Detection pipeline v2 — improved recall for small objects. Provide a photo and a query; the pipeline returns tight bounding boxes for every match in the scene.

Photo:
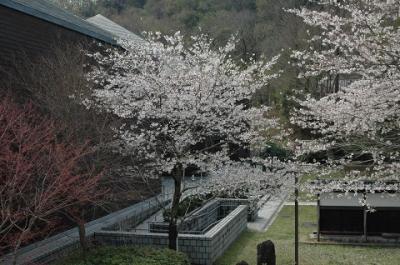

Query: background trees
[290,0,400,190]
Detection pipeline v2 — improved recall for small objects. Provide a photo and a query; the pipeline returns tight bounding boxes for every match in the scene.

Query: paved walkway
[284,201,317,206]
[247,192,289,232]
[133,209,165,233]
[247,198,318,232]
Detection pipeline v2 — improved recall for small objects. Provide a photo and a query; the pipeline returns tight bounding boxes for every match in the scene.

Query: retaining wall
[149,198,250,234]
[94,204,248,265]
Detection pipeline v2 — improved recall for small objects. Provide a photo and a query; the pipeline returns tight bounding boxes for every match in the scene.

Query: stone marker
[257,240,276,265]
[236,261,249,265]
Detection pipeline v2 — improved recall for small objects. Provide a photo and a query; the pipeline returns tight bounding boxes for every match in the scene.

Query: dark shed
[317,189,400,241]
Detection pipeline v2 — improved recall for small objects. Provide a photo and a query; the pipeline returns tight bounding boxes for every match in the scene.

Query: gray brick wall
[103,199,168,231]
[149,198,250,234]
[94,204,248,265]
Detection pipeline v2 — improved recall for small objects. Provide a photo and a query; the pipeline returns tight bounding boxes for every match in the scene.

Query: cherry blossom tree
[85,32,281,249]
[0,97,103,264]
[289,0,400,193]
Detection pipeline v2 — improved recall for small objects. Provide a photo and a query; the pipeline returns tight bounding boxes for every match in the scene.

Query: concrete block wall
[180,199,222,233]
[207,205,248,263]
[94,205,248,265]
[149,198,249,234]
[149,199,222,234]
[182,198,250,232]
[103,199,168,231]
[219,198,258,221]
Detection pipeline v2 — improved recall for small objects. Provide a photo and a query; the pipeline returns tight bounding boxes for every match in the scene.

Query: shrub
[260,142,292,161]
[163,191,257,222]
[163,194,212,221]
[58,247,190,265]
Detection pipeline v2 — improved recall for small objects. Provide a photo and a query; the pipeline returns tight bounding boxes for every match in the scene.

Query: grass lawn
[215,206,400,265]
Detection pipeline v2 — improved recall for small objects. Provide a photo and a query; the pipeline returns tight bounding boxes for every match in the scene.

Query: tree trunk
[12,218,35,265]
[78,220,87,252]
[12,241,21,265]
[168,166,183,250]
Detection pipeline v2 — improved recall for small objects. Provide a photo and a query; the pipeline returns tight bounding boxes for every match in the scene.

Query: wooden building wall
[367,209,400,235]
[320,207,364,235]
[320,207,400,236]
[0,5,91,80]
[0,5,161,199]
[0,3,161,194]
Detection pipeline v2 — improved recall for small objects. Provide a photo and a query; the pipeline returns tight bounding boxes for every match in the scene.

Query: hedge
[57,246,190,265]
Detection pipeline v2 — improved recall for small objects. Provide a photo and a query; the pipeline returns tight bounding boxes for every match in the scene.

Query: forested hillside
[53,0,314,115]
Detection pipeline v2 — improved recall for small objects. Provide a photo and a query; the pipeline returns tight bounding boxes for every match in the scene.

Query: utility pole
[294,174,299,265]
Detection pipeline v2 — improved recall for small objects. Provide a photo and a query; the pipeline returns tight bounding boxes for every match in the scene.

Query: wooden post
[295,175,299,265]
[363,192,368,242]
[317,193,321,242]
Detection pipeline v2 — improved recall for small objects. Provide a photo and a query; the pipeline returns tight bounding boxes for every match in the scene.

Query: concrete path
[247,193,289,232]
[285,201,317,206]
[133,209,165,233]
[246,198,318,232]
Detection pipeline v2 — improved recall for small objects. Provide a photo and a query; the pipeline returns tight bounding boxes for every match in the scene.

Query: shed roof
[320,192,400,208]
[310,179,400,193]
[0,0,117,45]
[86,14,144,44]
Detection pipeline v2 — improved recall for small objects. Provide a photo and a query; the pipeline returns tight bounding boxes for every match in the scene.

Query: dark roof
[310,179,400,193]
[87,14,144,44]
[0,0,117,45]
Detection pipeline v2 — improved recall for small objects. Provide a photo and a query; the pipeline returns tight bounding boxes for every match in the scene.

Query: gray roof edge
[86,14,145,43]
[0,0,118,45]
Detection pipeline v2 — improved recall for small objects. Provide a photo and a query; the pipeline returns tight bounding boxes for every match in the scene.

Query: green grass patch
[216,206,400,265]
[57,246,190,265]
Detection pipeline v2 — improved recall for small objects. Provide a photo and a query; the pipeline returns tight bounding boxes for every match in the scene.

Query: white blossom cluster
[290,0,400,185]
[195,158,310,198]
